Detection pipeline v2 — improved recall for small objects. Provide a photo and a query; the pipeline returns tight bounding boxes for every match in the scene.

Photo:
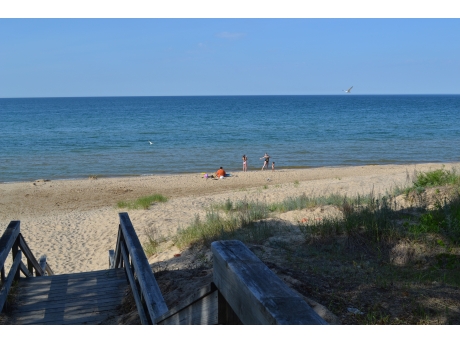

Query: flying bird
[149,141,153,145]
[343,86,353,93]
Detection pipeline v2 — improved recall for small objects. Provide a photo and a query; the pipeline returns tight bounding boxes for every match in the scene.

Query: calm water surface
[1,95,459,183]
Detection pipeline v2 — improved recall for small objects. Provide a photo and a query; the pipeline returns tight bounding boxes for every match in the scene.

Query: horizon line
[1,93,459,100]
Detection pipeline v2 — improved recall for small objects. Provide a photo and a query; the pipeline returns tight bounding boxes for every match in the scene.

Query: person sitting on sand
[216,167,226,179]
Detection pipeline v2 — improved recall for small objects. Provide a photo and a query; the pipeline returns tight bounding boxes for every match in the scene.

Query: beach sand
[1,162,459,275]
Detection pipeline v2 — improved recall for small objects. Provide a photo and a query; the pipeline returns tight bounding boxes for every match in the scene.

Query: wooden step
[10,268,129,325]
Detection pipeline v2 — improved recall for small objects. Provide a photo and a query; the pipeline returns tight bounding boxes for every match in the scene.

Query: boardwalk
[10,269,127,325]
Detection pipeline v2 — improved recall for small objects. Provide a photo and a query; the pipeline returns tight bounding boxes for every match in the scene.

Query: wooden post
[113,224,123,269]
[12,238,20,281]
[39,256,47,275]
[212,240,328,325]
[0,221,21,276]
[108,249,115,269]
[0,251,22,312]
[27,258,34,276]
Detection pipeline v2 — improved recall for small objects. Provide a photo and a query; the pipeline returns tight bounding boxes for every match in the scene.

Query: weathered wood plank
[16,283,127,304]
[18,272,127,290]
[27,258,33,276]
[157,290,218,325]
[14,269,128,308]
[0,251,22,312]
[217,290,242,325]
[20,275,127,290]
[0,221,20,270]
[14,309,121,325]
[10,267,128,325]
[15,284,127,306]
[14,296,127,316]
[119,212,168,320]
[38,255,54,276]
[113,225,123,269]
[211,240,328,325]
[44,263,54,276]
[17,279,127,296]
[13,300,125,318]
[109,249,115,269]
[15,294,127,312]
[17,279,127,294]
[155,284,218,325]
[14,294,127,313]
[18,269,125,286]
[15,293,125,314]
[19,261,33,278]
[12,238,20,281]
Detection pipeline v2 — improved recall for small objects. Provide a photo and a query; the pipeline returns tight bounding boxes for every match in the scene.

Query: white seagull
[149,141,153,145]
[343,86,353,93]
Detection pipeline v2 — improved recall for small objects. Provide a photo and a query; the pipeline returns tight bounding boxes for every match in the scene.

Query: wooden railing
[5,215,325,324]
[109,212,168,324]
[154,240,328,325]
[110,213,327,325]
[0,221,54,312]
[211,240,327,324]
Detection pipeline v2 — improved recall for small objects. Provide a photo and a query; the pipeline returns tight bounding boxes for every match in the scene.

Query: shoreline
[1,162,459,274]
[2,160,458,185]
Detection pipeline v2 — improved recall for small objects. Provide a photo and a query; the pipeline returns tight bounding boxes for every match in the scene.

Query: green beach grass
[147,167,460,324]
[117,193,168,210]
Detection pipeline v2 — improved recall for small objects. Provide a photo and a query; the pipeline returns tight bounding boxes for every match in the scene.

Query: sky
[1,2,460,97]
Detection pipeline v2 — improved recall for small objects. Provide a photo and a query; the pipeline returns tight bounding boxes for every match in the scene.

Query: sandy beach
[1,162,459,274]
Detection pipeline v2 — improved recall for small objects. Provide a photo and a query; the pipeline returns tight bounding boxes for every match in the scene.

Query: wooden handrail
[211,240,328,325]
[110,212,168,324]
[107,215,327,325]
[0,221,20,273]
[152,240,328,325]
[0,221,54,312]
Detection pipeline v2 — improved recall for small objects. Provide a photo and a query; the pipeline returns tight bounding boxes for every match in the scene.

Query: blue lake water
[1,95,460,183]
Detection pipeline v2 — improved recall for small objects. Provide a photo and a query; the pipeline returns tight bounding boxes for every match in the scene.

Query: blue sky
[1,16,460,97]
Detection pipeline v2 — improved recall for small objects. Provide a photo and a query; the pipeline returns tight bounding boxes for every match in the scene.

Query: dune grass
[170,168,460,253]
[398,167,460,195]
[117,194,168,210]
[172,168,460,280]
[143,226,166,256]
[175,193,375,250]
[146,167,460,324]
[267,192,375,213]
[175,200,271,249]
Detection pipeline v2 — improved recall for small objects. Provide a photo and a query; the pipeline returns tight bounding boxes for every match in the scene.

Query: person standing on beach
[272,161,275,172]
[260,153,270,170]
[242,155,248,172]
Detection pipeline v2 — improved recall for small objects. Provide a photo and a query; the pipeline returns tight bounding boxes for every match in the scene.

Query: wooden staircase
[2,214,327,325]
[9,269,127,325]
[1,216,163,325]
